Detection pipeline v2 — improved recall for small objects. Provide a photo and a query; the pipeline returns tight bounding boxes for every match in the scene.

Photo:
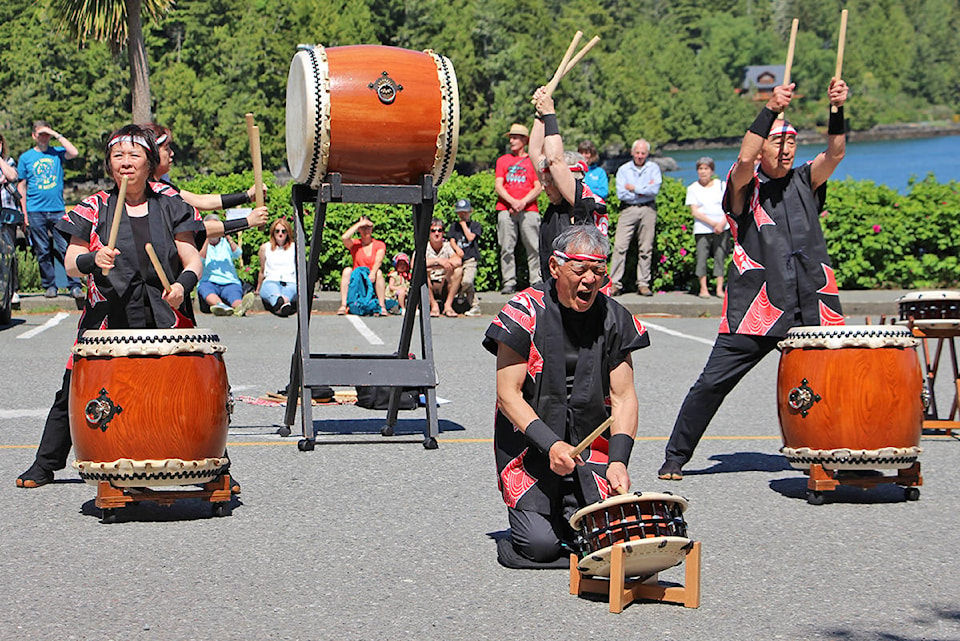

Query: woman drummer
[16,124,204,488]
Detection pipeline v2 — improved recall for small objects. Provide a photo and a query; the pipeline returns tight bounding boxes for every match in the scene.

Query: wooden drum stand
[94,474,234,523]
[907,321,960,436]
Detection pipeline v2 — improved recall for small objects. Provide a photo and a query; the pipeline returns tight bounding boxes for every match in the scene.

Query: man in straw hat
[658,77,849,481]
[483,225,649,569]
[495,123,542,294]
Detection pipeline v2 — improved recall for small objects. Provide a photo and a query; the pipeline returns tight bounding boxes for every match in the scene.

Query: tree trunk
[126,0,152,123]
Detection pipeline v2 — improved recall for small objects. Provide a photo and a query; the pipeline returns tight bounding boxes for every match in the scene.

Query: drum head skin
[779,324,917,350]
[577,536,692,578]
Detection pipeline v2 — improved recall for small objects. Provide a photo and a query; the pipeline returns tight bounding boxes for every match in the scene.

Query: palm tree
[49,0,174,123]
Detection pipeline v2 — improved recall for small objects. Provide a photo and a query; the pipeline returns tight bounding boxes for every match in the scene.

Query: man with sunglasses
[483,225,649,569]
[425,217,462,318]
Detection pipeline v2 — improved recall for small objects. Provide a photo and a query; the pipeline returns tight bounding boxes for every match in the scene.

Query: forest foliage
[0,0,957,181]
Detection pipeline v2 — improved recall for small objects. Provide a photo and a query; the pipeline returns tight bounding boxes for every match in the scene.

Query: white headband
[108,134,149,149]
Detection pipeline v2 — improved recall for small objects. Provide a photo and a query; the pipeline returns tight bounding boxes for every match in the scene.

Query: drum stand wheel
[94,474,234,523]
[569,541,702,612]
[804,462,922,505]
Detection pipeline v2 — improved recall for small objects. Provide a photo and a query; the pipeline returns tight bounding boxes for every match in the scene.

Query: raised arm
[809,78,849,190]
[533,86,576,205]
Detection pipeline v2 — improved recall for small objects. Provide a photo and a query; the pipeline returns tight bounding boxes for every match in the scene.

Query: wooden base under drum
[95,474,234,523]
[801,462,922,505]
[569,541,701,612]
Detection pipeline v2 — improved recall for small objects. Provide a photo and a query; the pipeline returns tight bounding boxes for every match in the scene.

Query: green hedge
[168,171,960,294]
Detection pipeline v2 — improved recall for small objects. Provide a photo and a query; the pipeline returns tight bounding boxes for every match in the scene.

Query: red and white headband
[554,249,606,262]
[768,121,797,138]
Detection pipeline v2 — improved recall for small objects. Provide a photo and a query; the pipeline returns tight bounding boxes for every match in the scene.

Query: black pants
[33,369,73,472]
[663,333,782,466]
[506,476,580,564]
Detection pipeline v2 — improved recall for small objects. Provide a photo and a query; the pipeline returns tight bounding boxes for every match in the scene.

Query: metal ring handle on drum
[787,378,821,418]
[84,388,123,432]
[368,72,403,105]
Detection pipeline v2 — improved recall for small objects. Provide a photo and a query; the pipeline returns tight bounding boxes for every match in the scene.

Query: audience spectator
[337,215,388,316]
[0,133,21,310]
[495,123,542,294]
[578,139,609,200]
[448,198,482,316]
[198,214,256,316]
[611,138,662,296]
[386,252,411,313]
[257,218,297,317]
[426,217,462,317]
[687,157,729,299]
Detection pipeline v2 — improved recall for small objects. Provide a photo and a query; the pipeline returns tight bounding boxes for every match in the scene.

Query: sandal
[443,308,458,318]
[336,305,347,315]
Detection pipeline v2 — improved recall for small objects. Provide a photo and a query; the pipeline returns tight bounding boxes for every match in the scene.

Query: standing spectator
[0,134,20,309]
[448,198,482,316]
[610,139,662,296]
[687,157,729,299]
[257,218,297,317]
[496,123,542,294]
[17,120,83,302]
[337,215,388,316]
[426,217,462,317]
[578,139,609,201]
[198,214,256,316]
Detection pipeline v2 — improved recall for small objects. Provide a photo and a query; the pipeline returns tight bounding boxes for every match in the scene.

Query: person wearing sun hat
[495,123,542,294]
[386,252,411,312]
[658,77,850,481]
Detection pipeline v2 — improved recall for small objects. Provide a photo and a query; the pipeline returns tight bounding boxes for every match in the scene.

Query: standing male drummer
[657,78,849,481]
[483,225,649,569]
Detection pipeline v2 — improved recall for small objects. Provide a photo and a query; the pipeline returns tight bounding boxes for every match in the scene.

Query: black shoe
[16,462,54,488]
[278,302,295,317]
[44,287,58,299]
[657,460,683,480]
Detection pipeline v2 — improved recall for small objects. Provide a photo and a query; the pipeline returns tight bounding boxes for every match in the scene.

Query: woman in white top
[686,156,729,298]
[256,218,297,316]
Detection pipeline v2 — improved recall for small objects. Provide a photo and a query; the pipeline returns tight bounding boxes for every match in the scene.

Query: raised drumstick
[778,18,800,157]
[101,175,128,276]
[544,31,583,98]
[560,35,601,80]
[245,113,265,209]
[832,9,848,114]
[143,243,172,293]
[570,416,615,458]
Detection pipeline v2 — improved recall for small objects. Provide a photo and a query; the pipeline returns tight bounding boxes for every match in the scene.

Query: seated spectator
[256,218,297,317]
[387,252,411,312]
[425,217,462,317]
[338,215,388,316]
[198,214,256,316]
[448,199,482,317]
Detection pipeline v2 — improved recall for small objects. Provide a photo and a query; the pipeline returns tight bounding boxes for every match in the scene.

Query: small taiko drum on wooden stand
[568,492,701,611]
[897,290,960,329]
[69,329,231,488]
[777,325,924,471]
[285,44,459,188]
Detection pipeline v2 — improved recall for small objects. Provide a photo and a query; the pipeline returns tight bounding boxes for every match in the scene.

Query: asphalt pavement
[1,295,958,641]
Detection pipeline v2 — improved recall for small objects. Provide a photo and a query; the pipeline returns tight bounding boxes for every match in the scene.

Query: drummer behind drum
[16,125,204,489]
[482,225,650,569]
[657,77,850,481]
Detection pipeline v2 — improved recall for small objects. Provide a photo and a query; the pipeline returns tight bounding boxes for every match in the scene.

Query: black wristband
[75,252,98,275]
[608,433,634,466]
[542,113,560,137]
[220,191,250,209]
[175,270,199,294]
[222,217,249,234]
[524,418,560,454]
[748,106,778,138]
[828,105,845,135]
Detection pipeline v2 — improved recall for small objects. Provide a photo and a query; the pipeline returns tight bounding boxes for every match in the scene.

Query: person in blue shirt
[17,120,83,302]
[578,140,608,201]
[610,139,662,296]
[198,214,256,316]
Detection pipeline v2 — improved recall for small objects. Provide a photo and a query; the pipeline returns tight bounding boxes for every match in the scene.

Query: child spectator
[447,198,482,316]
[387,252,411,313]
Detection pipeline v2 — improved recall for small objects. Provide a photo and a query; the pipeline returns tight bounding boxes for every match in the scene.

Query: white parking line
[17,312,71,340]
[346,315,385,345]
[642,320,716,347]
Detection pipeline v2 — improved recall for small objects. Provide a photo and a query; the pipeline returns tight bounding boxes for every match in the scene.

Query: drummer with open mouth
[657,77,850,481]
[483,225,650,569]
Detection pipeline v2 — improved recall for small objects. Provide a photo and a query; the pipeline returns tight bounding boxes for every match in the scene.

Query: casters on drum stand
[423,436,438,450]
[805,491,825,506]
[904,486,921,501]
[100,508,118,524]
[277,425,292,437]
[297,438,315,451]
[381,424,394,437]
[213,502,232,517]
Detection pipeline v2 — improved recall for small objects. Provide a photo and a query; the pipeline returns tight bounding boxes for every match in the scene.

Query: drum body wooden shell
[69,330,230,487]
[286,44,459,188]
[777,325,923,470]
[569,492,691,578]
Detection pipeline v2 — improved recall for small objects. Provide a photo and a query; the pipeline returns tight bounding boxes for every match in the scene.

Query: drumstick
[570,416,615,458]
[778,18,799,157]
[143,243,172,293]
[559,35,601,80]
[544,31,583,98]
[102,175,128,276]
[245,113,265,209]
[831,9,848,114]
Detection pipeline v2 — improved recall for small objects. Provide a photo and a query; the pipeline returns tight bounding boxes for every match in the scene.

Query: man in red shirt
[495,124,543,294]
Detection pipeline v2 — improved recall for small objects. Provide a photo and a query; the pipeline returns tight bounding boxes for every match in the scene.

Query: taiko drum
[777,325,923,470]
[286,44,459,188]
[69,329,230,487]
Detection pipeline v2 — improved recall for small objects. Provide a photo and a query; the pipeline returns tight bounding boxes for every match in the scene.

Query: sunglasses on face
[430,227,444,233]
[274,229,287,235]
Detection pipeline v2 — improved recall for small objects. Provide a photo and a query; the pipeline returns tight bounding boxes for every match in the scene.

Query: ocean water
[663,134,959,194]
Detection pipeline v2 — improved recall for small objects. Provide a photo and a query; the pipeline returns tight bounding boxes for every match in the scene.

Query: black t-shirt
[447,219,482,263]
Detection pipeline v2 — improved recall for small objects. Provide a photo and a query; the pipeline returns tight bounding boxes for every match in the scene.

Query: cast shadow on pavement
[0,318,26,331]
[818,605,960,640]
[681,451,793,476]
[80,495,243,523]
[308,417,464,437]
[768,475,912,504]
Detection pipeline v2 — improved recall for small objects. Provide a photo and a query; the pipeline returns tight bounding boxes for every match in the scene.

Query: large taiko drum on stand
[777,325,924,470]
[569,492,692,578]
[69,329,231,487]
[285,44,459,188]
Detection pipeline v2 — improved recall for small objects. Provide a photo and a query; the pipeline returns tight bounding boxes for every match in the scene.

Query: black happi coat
[482,279,649,514]
[57,181,202,331]
[720,162,844,336]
